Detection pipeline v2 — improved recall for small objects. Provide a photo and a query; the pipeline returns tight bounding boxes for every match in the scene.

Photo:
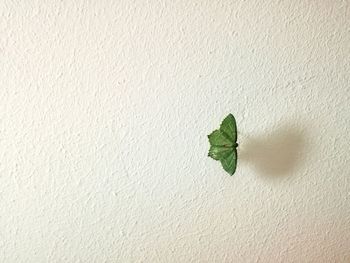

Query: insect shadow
[239,125,307,178]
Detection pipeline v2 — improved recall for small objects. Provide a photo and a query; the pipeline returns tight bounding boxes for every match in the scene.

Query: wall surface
[0,0,349,262]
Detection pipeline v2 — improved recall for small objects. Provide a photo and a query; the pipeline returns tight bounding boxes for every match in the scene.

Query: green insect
[208,114,238,175]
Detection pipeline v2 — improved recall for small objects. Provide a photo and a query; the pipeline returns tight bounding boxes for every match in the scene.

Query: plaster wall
[0,0,349,262]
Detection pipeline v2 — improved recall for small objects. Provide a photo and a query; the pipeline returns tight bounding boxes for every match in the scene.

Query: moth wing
[208,146,233,160]
[207,130,233,146]
[220,114,237,143]
[220,148,237,175]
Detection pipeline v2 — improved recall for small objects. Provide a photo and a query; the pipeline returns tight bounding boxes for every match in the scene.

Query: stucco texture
[0,0,349,262]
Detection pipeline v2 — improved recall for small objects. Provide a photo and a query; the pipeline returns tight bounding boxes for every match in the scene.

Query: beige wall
[0,0,349,262]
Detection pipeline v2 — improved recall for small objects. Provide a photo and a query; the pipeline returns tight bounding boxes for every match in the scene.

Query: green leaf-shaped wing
[220,148,237,175]
[208,145,233,160]
[219,114,237,143]
[208,130,234,147]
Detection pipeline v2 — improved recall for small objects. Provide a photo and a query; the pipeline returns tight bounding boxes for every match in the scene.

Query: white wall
[0,0,349,262]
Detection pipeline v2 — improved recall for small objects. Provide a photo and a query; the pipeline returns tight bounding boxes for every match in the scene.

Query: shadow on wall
[239,125,307,178]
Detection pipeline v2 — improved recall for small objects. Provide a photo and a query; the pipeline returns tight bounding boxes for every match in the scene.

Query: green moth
[208,114,238,175]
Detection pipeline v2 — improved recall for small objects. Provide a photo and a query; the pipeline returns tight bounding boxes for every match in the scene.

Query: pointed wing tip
[226,169,236,176]
[223,113,234,120]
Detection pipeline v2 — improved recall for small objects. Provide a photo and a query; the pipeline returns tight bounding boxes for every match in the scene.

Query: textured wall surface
[0,0,349,262]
